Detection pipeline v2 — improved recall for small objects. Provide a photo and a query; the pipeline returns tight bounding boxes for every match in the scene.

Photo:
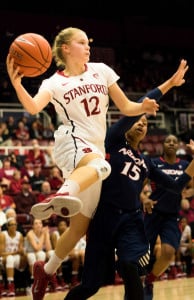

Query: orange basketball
[8,33,52,77]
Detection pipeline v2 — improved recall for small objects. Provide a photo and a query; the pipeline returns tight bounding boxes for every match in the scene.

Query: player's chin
[85,55,90,62]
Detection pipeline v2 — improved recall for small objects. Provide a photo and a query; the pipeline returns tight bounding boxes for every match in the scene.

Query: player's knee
[6,255,14,268]
[87,158,111,180]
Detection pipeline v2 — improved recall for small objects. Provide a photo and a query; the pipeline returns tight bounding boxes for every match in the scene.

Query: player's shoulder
[178,158,190,168]
[86,62,111,72]
[48,70,63,80]
[41,71,58,86]
[17,230,23,237]
[151,156,162,163]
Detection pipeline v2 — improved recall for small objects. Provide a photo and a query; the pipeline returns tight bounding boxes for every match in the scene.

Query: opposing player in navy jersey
[63,60,194,300]
[6,27,159,300]
[143,134,194,299]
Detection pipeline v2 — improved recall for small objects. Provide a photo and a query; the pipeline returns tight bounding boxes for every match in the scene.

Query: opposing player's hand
[186,139,194,154]
[142,97,159,116]
[170,59,189,87]
[6,53,24,88]
[142,198,157,214]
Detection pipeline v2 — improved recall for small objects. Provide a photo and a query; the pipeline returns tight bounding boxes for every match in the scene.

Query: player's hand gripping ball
[8,33,52,77]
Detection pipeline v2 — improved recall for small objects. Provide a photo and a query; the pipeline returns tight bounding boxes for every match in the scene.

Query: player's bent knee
[87,158,111,180]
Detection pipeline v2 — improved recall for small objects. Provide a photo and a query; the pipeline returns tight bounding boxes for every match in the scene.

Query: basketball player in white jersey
[0,217,26,297]
[6,26,159,300]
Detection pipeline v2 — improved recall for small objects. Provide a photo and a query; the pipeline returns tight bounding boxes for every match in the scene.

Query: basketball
[8,33,52,77]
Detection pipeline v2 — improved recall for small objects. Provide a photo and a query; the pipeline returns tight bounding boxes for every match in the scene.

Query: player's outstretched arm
[158,59,189,95]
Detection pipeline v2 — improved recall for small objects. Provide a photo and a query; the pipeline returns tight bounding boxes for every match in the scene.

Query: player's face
[58,221,68,234]
[33,219,43,230]
[163,134,179,154]
[7,221,17,231]
[125,115,148,143]
[65,31,90,64]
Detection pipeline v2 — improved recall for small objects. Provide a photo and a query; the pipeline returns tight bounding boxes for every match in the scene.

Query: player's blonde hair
[52,27,86,69]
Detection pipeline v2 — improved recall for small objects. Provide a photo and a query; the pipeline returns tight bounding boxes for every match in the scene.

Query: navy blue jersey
[149,156,189,214]
[101,142,190,211]
[102,145,150,210]
[100,87,191,211]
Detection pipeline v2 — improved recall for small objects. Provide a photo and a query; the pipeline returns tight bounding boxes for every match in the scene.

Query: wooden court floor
[3,277,194,300]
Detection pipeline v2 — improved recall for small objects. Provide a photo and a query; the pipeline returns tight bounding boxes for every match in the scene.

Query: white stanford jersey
[3,230,21,252]
[39,62,119,145]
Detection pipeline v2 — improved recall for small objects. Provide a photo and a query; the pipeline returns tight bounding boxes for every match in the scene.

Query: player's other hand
[143,198,158,214]
[142,97,159,116]
[6,54,23,87]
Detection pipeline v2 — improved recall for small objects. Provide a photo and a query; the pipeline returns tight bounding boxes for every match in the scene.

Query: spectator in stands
[47,166,64,191]
[8,169,23,195]
[12,140,29,157]
[29,119,43,140]
[0,183,15,211]
[0,121,13,146]
[42,122,55,141]
[0,158,17,181]
[19,114,31,134]
[26,139,46,167]
[14,120,30,144]
[1,207,26,237]
[43,140,56,167]
[25,218,59,291]
[36,180,52,203]
[5,116,16,139]
[30,164,46,192]
[7,151,22,169]
[0,177,10,193]
[14,178,37,214]
[20,159,35,179]
[0,217,27,297]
